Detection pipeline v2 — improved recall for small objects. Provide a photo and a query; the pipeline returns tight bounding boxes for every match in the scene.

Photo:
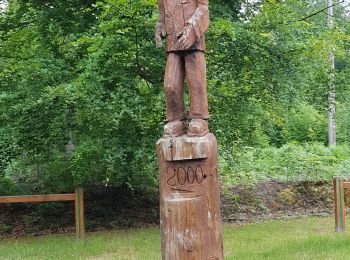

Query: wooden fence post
[75,188,85,240]
[0,191,84,240]
[334,177,345,232]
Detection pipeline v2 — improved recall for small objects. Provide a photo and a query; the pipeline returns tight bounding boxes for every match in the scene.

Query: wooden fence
[0,188,85,240]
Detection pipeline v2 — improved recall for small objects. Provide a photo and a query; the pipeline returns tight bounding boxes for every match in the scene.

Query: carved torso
[160,0,208,52]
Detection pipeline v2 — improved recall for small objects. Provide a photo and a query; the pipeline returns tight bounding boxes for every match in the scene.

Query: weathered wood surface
[156,0,209,52]
[0,194,75,203]
[157,133,223,260]
[0,189,85,240]
[343,181,350,189]
[75,188,85,240]
[334,177,345,232]
[157,134,210,161]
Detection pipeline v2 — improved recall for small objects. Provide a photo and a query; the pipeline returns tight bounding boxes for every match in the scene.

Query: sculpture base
[157,133,223,260]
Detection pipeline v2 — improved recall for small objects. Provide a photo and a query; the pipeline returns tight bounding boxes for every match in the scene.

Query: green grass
[0,217,349,259]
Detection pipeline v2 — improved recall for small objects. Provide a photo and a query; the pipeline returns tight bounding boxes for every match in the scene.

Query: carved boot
[187,119,209,137]
[163,120,186,137]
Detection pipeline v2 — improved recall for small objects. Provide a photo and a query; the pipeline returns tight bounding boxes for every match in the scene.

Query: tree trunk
[157,134,224,259]
[66,130,75,156]
[328,0,336,146]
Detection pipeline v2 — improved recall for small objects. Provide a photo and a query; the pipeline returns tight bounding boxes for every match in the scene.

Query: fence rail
[0,188,85,240]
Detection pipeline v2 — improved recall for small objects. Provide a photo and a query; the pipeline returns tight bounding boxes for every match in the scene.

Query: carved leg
[164,53,186,122]
[184,51,209,120]
[185,51,209,136]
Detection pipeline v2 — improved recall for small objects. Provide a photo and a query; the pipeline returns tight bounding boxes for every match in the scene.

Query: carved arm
[187,0,209,42]
[155,0,166,48]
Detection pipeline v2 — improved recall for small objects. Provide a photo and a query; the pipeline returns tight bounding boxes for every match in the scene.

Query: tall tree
[328,0,336,146]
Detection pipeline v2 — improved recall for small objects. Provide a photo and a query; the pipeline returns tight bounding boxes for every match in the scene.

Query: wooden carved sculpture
[155,0,210,137]
[156,1,224,259]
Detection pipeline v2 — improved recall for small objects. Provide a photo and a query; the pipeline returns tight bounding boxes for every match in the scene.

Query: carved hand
[155,23,166,48]
[177,24,197,50]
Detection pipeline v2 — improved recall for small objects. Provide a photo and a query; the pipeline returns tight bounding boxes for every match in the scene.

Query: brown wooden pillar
[75,188,85,240]
[334,177,345,232]
[157,133,223,259]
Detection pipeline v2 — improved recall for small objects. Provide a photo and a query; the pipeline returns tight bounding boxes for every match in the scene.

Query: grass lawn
[0,216,349,259]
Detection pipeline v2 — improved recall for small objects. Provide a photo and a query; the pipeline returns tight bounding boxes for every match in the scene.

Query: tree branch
[282,0,345,25]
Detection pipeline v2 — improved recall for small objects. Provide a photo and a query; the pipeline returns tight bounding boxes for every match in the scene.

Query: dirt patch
[0,186,159,238]
[0,181,339,238]
[221,180,335,224]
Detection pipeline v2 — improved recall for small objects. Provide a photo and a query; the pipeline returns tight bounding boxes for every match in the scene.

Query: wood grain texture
[163,52,209,124]
[157,134,209,161]
[157,133,223,260]
[0,189,85,240]
[343,181,350,189]
[156,0,209,52]
[334,177,345,232]
[75,188,85,240]
[0,194,74,203]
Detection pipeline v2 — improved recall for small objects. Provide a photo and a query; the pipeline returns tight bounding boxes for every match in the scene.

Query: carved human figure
[155,0,210,137]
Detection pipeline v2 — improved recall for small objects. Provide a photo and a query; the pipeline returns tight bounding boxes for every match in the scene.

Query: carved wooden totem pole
[155,0,224,259]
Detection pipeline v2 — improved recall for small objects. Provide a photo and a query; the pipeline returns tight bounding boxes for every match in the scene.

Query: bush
[0,177,16,196]
[283,103,327,143]
[337,102,350,145]
[220,142,350,185]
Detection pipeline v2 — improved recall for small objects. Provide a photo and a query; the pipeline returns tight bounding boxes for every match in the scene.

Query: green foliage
[337,101,350,145]
[1,0,350,194]
[1,0,164,192]
[283,103,327,143]
[221,143,350,185]
[0,177,16,196]
[207,0,350,148]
